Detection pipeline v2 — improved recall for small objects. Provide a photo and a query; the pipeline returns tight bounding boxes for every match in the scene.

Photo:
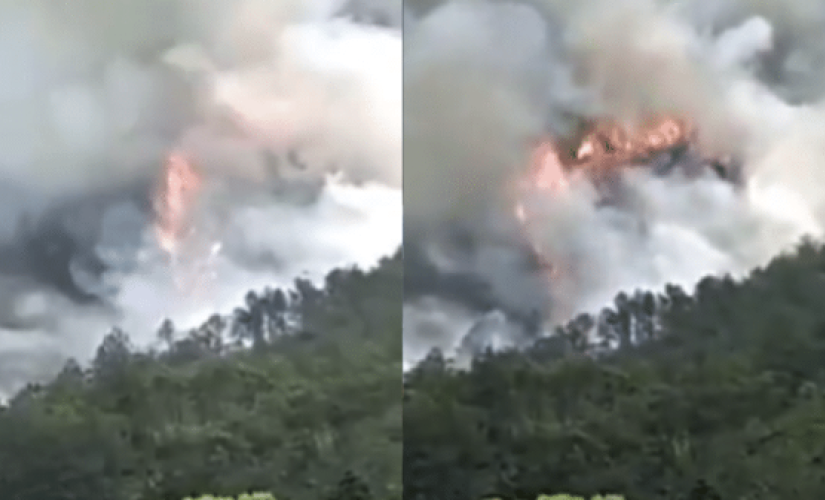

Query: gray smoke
[0,0,401,397]
[404,0,825,367]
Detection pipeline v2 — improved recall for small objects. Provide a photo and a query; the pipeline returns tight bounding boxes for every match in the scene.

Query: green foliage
[404,240,825,499]
[0,250,402,500]
[181,492,624,500]
[485,495,625,500]
[185,494,276,500]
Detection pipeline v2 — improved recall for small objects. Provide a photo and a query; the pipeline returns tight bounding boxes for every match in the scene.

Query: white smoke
[404,0,825,367]
[0,0,401,396]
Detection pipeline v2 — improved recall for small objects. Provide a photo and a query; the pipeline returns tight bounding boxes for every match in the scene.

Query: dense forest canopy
[404,239,825,500]
[0,249,402,500]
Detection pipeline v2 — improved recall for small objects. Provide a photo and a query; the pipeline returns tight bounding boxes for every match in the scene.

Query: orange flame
[572,115,693,172]
[514,114,696,317]
[528,140,570,192]
[516,113,694,219]
[154,150,203,256]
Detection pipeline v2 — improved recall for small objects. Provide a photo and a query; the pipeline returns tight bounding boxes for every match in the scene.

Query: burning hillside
[403,0,825,367]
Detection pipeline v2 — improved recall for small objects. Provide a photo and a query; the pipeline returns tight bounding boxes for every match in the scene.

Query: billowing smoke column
[0,0,401,396]
[403,0,825,369]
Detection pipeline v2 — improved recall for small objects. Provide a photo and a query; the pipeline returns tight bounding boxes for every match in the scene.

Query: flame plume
[154,150,203,256]
[153,149,221,295]
[513,114,697,317]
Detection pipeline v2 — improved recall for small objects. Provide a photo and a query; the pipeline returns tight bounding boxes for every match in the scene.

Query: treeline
[404,239,825,499]
[0,250,402,500]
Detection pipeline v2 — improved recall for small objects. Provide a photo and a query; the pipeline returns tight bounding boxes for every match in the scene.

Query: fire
[153,149,223,295]
[513,114,696,316]
[516,113,695,218]
[527,140,570,192]
[552,114,694,175]
[154,150,203,257]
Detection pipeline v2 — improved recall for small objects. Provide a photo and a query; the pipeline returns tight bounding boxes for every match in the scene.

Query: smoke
[0,0,401,396]
[404,0,825,366]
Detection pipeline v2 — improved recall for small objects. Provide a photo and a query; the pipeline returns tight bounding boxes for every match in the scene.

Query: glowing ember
[154,150,203,256]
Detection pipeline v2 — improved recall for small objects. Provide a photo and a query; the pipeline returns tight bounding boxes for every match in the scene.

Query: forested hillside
[404,239,825,500]
[0,250,402,500]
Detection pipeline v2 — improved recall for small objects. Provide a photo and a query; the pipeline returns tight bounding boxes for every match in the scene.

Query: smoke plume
[0,0,401,396]
[404,0,825,367]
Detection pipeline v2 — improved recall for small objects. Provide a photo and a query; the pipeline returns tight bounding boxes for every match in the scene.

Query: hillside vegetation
[404,240,825,499]
[0,250,402,500]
